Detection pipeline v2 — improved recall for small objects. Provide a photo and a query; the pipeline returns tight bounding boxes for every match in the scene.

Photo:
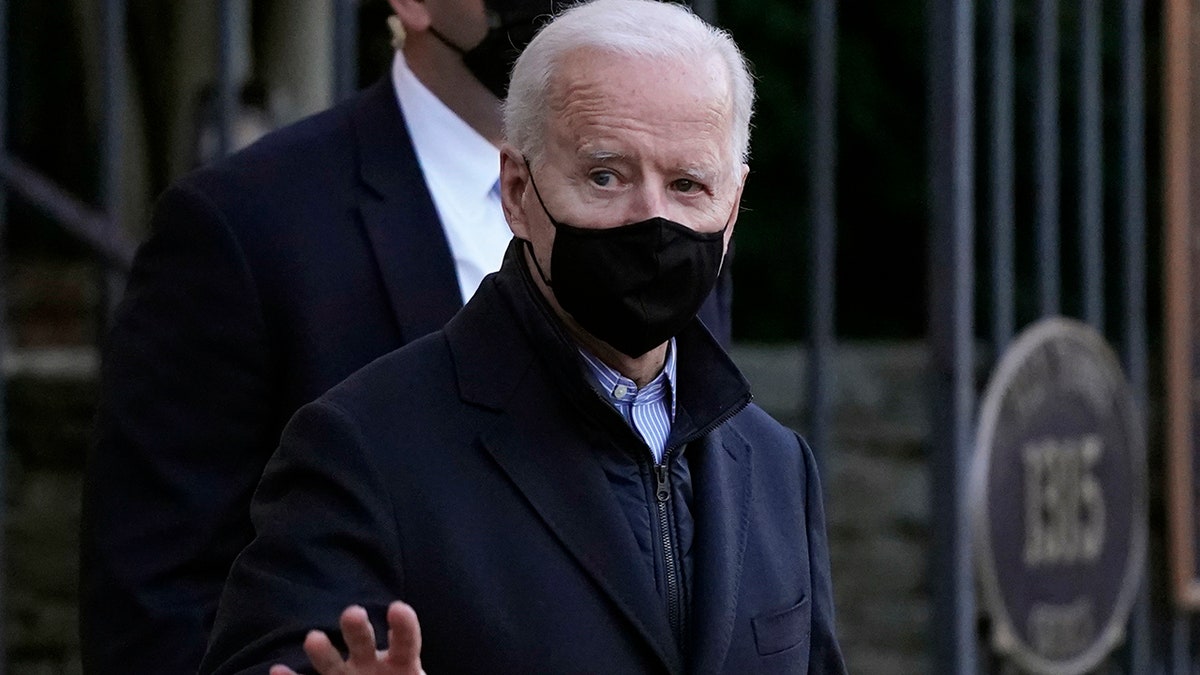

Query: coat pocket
[752,597,812,657]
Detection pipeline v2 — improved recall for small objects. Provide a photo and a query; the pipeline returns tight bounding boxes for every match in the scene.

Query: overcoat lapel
[445,266,682,673]
[687,426,755,674]
[351,77,462,343]
[478,407,683,674]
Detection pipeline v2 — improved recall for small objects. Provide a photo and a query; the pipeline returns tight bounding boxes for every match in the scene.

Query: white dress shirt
[391,51,511,303]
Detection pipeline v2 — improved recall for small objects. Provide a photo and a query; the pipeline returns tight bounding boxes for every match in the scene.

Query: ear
[388,0,431,32]
[500,145,532,239]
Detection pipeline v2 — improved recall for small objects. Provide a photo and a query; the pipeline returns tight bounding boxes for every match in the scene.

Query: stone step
[4,347,98,381]
[3,347,96,672]
[4,347,99,467]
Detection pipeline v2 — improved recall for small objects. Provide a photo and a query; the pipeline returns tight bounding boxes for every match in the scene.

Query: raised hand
[269,601,426,675]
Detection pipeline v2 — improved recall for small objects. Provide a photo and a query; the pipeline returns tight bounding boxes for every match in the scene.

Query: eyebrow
[580,150,629,163]
[577,150,722,183]
[677,165,719,183]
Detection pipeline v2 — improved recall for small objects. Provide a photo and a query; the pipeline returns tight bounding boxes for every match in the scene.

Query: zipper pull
[654,463,671,502]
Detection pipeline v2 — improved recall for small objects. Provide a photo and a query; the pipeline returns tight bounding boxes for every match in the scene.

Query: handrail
[0,155,136,272]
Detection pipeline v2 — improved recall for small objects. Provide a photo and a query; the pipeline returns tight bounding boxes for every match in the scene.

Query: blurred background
[0,0,1186,672]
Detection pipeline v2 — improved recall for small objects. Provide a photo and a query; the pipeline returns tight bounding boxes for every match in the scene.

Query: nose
[628,183,671,223]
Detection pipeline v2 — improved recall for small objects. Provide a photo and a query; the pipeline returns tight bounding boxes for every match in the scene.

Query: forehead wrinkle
[546,50,739,174]
[564,105,730,158]
[558,83,730,133]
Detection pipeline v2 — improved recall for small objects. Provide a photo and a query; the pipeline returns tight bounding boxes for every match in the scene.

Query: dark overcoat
[81,76,733,674]
[201,249,842,675]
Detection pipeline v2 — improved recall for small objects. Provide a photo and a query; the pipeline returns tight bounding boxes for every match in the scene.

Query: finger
[269,666,299,675]
[302,630,347,674]
[384,601,423,670]
[340,605,380,667]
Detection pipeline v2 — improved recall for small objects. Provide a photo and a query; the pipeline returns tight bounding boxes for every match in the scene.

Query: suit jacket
[201,246,843,675]
[80,76,733,674]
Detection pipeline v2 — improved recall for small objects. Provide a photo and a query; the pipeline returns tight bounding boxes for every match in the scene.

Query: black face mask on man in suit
[428,0,561,99]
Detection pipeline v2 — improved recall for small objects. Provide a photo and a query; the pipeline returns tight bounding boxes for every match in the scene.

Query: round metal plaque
[971,317,1146,675]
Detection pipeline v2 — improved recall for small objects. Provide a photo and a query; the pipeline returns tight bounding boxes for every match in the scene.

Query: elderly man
[201,1,844,673]
[83,1,598,672]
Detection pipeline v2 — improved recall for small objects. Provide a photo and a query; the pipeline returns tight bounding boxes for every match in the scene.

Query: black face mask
[428,1,560,99]
[523,165,729,358]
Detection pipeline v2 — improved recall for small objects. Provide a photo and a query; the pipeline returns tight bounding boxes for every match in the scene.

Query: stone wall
[6,352,94,675]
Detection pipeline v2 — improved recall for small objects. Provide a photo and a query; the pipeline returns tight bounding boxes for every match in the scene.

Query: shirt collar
[390,50,500,201]
[578,339,677,421]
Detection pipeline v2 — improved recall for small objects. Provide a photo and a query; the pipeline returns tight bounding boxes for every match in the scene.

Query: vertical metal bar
[1034,0,1061,317]
[0,0,10,669]
[1120,0,1147,401]
[1164,0,1194,666]
[928,0,977,671]
[216,0,238,159]
[0,0,7,228]
[99,0,126,326]
[1120,0,1151,670]
[807,0,836,469]
[1079,0,1104,329]
[1173,614,1189,674]
[332,0,358,102]
[990,0,1015,349]
[101,0,123,220]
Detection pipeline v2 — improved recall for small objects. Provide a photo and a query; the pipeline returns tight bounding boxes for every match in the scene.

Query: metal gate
[928,0,1158,671]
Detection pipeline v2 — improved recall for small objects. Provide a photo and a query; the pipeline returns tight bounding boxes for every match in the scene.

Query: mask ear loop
[521,239,554,287]
[522,156,562,226]
[520,157,557,287]
[427,26,470,55]
[427,5,506,56]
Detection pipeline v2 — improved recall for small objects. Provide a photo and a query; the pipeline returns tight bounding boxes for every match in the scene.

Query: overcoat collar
[444,243,756,673]
[351,76,462,343]
[446,242,752,422]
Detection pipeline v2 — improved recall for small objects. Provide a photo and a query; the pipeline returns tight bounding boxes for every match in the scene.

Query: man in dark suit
[201,1,842,673]
[77,0,743,672]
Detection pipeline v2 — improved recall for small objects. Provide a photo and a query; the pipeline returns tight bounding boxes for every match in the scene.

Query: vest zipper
[651,392,753,647]
[654,459,683,646]
[584,384,753,651]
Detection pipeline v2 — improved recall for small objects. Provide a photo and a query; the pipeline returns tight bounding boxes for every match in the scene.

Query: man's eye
[590,171,616,187]
[673,179,702,193]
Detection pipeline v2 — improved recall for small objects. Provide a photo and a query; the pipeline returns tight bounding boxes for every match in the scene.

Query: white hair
[503,0,755,166]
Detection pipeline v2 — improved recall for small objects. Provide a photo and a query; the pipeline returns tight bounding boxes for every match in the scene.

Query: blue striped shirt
[578,340,677,464]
